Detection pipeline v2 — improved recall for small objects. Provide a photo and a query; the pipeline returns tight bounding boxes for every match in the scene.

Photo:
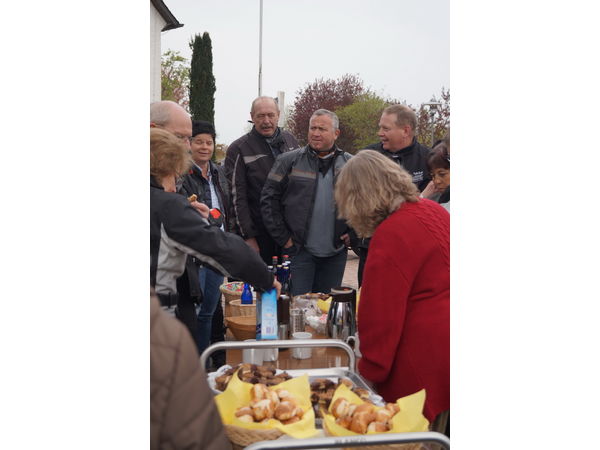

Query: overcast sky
[161,0,449,145]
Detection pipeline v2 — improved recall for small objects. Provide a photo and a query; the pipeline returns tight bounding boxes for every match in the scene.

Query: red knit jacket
[357,198,449,422]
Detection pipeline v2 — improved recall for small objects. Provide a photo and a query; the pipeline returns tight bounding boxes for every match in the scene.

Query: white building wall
[150,4,167,103]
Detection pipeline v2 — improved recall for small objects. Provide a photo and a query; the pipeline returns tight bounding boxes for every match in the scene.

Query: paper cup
[291,331,312,359]
[242,339,263,365]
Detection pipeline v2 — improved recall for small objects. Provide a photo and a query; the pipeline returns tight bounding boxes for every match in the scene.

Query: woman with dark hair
[421,134,450,211]
[335,150,449,424]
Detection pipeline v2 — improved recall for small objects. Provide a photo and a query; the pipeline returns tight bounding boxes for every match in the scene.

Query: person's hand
[420,181,437,199]
[245,237,260,253]
[272,278,282,298]
[190,201,210,218]
[340,233,351,247]
[284,238,294,249]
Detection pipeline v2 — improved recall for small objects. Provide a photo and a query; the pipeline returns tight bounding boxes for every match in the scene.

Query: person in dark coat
[180,120,230,363]
[150,290,232,450]
[224,96,298,265]
[355,104,433,286]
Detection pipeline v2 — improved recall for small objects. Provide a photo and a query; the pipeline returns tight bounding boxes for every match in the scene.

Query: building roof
[151,0,183,31]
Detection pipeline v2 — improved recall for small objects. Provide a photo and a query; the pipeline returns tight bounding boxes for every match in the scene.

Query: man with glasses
[150,101,209,218]
[224,96,298,265]
[149,101,210,340]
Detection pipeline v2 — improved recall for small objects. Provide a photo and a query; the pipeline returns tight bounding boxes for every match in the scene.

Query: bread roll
[274,401,296,421]
[331,398,350,418]
[385,403,400,415]
[234,406,253,417]
[367,421,389,433]
[282,416,301,425]
[237,414,254,423]
[336,415,353,429]
[350,411,376,434]
[354,403,375,415]
[375,407,394,423]
[252,398,274,421]
[251,383,270,401]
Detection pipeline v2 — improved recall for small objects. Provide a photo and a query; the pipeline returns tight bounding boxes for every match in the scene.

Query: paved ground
[341,250,359,291]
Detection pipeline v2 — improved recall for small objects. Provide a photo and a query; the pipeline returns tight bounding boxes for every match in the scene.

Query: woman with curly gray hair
[335,150,450,424]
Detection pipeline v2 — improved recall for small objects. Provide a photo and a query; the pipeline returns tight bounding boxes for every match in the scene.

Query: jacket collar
[306,144,343,159]
[250,126,281,141]
[384,137,418,157]
[150,175,163,190]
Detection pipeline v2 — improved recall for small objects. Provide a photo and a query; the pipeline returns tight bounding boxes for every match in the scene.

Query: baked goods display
[330,397,401,434]
[215,363,293,391]
[310,377,372,417]
[233,383,305,425]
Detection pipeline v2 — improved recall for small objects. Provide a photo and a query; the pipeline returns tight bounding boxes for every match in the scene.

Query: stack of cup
[290,308,304,335]
[291,331,312,359]
[242,339,263,365]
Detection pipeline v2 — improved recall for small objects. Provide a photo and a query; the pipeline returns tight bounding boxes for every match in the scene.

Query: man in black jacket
[261,109,352,296]
[224,96,298,265]
[356,104,433,286]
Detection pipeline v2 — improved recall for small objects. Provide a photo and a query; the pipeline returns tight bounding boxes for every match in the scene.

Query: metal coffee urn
[326,286,357,340]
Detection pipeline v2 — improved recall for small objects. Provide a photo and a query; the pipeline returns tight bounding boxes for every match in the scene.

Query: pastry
[274,401,296,421]
[331,398,351,418]
[385,403,400,415]
[237,414,254,423]
[367,421,389,433]
[251,383,270,402]
[375,407,394,424]
[252,398,275,421]
[350,411,376,434]
[234,406,253,417]
[282,416,301,425]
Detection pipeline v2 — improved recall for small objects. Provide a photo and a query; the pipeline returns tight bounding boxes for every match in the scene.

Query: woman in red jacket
[335,150,449,423]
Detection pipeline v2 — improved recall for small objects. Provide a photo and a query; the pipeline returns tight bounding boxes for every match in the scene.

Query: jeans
[289,247,347,296]
[195,267,224,356]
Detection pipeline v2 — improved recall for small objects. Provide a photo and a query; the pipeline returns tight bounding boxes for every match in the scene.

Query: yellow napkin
[215,370,318,439]
[317,296,332,313]
[322,383,429,435]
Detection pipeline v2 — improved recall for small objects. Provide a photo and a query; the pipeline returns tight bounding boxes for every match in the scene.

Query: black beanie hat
[192,120,216,140]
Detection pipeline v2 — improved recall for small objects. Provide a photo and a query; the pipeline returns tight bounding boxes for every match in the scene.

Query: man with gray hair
[261,109,352,295]
[224,96,298,265]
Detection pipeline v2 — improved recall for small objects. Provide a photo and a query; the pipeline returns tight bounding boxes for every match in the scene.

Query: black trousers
[357,246,369,287]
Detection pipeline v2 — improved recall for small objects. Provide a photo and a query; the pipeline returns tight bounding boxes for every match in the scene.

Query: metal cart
[200,339,450,450]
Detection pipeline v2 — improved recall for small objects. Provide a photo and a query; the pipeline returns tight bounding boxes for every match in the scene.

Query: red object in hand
[209,208,222,219]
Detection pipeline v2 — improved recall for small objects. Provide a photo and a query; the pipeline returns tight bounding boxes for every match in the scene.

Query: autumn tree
[335,93,393,154]
[414,87,450,147]
[287,74,365,150]
[189,32,216,124]
[161,50,190,110]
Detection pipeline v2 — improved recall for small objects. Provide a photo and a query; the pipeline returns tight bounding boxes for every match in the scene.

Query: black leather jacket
[365,137,432,191]
[260,146,352,252]
[224,127,298,239]
[180,161,232,232]
[150,176,274,296]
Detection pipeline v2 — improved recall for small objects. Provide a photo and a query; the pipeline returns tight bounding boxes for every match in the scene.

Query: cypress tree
[189,32,216,124]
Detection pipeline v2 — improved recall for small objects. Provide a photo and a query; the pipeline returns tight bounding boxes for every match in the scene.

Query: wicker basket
[228,299,256,317]
[220,281,244,304]
[225,423,283,449]
[322,420,424,450]
[225,315,256,341]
